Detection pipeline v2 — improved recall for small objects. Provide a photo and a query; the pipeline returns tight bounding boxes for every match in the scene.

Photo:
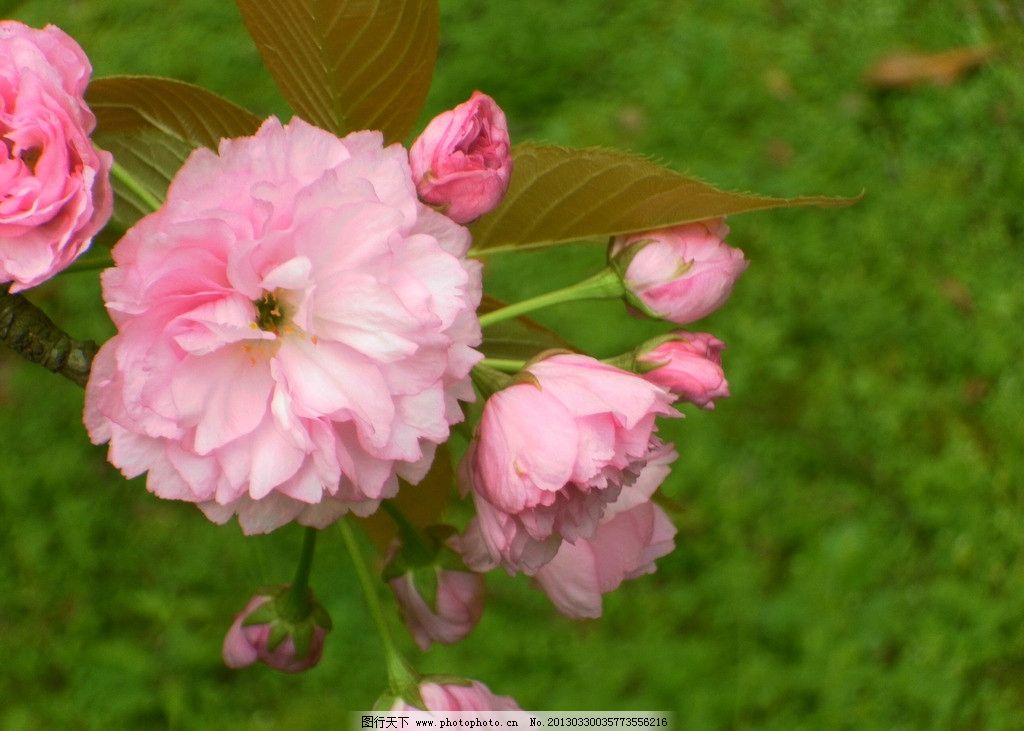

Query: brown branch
[0,284,97,388]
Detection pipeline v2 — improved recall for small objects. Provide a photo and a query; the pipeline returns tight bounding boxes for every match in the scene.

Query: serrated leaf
[94,130,193,229]
[358,443,453,552]
[234,0,439,143]
[479,295,577,361]
[88,76,262,149]
[88,76,262,229]
[469,143,860,253]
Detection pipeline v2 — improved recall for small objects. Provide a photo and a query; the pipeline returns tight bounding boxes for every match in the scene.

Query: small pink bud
[390,680,522,711]
[389,566,485,651]
[222,593,331,673]
[610,220,748,324]
[639,332,730,409]
[409,91,512,224]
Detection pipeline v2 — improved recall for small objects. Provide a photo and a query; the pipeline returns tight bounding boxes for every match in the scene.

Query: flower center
[254,291,287,333]
[2,136,41,172]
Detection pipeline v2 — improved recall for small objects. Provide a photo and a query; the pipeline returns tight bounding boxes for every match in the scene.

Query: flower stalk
[477,268,624,328]
[339,518,422,702]
[477,358,526,373]
[281,527,318,621]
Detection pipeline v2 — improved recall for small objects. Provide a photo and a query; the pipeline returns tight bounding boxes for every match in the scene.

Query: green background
[2,0,1023,728]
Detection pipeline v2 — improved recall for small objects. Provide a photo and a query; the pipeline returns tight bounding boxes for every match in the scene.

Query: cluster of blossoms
[3,17,751,711]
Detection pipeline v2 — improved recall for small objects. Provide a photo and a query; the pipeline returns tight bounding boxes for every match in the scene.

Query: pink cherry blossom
[610,220,748,324]
[392,680,522,711]
[459,354,677,574]
[222,595,328,673]
[84,117,482,534]
[0,21,112,291]
[640,332,730,409]
[534,443,677,618]
[409,92,512,224]
[390,565,485,651]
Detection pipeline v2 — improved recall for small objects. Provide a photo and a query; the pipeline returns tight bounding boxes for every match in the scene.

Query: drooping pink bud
[389,566,485,651]
[390,680,522,711]
[222,593,331,673]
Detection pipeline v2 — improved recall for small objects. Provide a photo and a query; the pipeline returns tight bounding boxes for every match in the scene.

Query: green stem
[339,519,420,699]
[111,162,162,213]
[477,358,527,373]
[478,268,624,328]
[282,527,318,619]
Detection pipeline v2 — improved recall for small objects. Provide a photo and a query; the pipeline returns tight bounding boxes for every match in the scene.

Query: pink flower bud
[391,680,522,711]
[222,594,330,673]
[0,21,113,291]
[409,91,512,224]
[534,444,678,618]
[458,354,677,574]
[639,332,729,409]
[389,566,485,651]
[610,220,748,324]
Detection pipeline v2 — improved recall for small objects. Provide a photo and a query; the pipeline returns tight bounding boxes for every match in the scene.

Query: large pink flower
[610,220,747,324]
[534,444,677,618]
[391,680,522,711]
[0,21,112,291]
[84,117,482,533]
[459,354,677,574]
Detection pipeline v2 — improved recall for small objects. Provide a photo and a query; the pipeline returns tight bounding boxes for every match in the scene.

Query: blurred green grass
[2,0,1023,728]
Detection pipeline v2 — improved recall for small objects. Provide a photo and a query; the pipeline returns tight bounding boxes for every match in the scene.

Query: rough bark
[0,285,96,388]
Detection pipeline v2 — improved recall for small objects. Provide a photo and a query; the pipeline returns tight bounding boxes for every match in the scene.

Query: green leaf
[469,143,861,254]
[88,76,263,150]
[479,294,577,361]
[88,76,262,228]
[234,0,439,143]
[95,130,192,228]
